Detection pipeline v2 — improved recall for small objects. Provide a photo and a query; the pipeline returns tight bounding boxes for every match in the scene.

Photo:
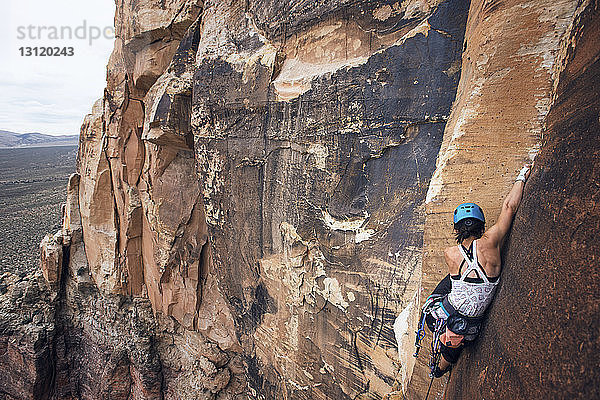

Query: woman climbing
[421,163,532,377]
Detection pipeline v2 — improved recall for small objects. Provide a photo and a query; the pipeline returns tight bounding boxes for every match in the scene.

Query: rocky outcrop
[45,0,472,398]
[39,233,63,290]
[408,0,583,396]
[444,1,600,398]
[0,272,55,400]
[43,168,246,399]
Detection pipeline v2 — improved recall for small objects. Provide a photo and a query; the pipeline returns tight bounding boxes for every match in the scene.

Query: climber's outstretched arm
[484,164,531,248]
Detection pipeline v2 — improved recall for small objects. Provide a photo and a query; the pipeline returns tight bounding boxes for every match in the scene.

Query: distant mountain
[0,130,79,148]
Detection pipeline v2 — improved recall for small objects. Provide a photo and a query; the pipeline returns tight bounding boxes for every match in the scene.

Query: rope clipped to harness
[413,295,447,377]
[414,296,449,400]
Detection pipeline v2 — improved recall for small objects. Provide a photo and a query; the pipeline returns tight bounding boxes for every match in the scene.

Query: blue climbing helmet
[453,202,485,224]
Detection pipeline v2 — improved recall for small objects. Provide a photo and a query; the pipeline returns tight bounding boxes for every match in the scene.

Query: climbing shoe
[433,365,451,378]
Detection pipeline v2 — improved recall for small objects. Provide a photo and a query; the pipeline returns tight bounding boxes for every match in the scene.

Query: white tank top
[447,240,499,317]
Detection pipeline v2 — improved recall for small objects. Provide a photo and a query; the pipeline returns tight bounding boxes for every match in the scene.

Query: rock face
[1,0,597,399]
[192,0,469,397]
[444,1,600,398]
[43,0,471,398]
[409,0,583,396]
[39,232,63,290]
[0,271,55,400]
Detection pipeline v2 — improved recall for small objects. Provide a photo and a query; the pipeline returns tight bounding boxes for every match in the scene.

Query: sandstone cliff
[444,1,600,398]
[0,0,597,399]
[408,0,587,396]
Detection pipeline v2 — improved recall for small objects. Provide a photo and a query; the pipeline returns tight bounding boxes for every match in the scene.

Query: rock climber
[425,163,532,377]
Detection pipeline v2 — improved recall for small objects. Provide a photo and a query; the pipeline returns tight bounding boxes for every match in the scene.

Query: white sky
[1,0,116,136]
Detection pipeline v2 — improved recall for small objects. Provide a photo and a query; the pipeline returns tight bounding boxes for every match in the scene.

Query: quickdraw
[429,318,445,377]
[413,309,427,358]
[413,294,445,369]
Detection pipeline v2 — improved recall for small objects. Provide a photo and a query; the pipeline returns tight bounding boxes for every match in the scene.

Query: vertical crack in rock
[444,2,599,398]
[102,129,123,292]
[412,0,583,397]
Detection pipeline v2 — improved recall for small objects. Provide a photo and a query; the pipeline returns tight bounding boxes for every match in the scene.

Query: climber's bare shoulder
[476,233,502,277]
[443,247,462,276]
[443,238,502,278]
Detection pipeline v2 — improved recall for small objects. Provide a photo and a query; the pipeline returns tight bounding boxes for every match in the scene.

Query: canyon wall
[444,0,599,398]
[71,0,472,396]
[408,0,583,396]
[190,0,470,398]
[0,0,597,399]
[11,0,471,398]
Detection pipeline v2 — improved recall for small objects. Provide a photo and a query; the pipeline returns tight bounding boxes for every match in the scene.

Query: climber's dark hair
[454,218,485,243]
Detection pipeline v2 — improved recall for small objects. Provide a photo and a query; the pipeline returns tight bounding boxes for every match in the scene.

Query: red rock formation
[62,0,472,397]
[190,0,471,396]
[409,0,582,396]
[0,272,55,400]
[444,1,600,398]
[39,232,62,290]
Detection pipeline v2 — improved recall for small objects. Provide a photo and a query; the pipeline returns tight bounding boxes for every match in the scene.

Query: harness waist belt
[441,296,484,323]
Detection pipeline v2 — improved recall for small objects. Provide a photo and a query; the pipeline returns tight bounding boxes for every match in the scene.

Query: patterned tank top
[447,240,500,317]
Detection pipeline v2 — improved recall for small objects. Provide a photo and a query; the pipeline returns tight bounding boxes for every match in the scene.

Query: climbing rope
[424,361,453,400]
[425,374,435,400]
[429,318,445,377]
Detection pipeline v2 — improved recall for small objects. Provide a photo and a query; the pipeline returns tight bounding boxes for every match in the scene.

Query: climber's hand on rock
[516,164,532,182]
[524,163,532,180]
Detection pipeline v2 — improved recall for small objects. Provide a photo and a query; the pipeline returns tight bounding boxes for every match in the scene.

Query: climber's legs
[439,355,451,370]
[437,341,463,376]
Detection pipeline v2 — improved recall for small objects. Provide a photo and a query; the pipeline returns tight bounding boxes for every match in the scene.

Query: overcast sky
[1,0,116,136]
